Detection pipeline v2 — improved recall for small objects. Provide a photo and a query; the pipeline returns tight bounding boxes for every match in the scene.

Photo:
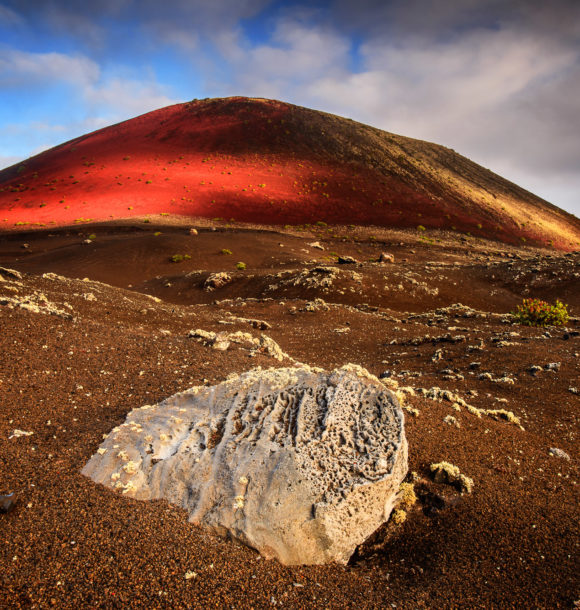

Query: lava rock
[83,365,408,565]
[378,252,395,263]
[337,255,358,264]
[0,493,16,514]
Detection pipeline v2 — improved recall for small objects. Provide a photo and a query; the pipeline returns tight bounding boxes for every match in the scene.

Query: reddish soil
[1,97,579,250]
[0,218,578,608]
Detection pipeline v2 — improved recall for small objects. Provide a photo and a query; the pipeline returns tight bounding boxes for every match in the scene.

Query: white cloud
[207,12,580,217]
[0,49,99,88]
[0,48,179,168]
[83,77,177,118]
[0,49,176,118]
[212,18,351,100]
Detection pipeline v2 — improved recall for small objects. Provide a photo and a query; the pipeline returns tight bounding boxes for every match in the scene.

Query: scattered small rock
[443,415,461,428]
[337,255,358,265]
[225,315,272,330]
[204,272,232,291]
[549,448,570,460]
[0,267,23,281]
[9,429,34,439]
[188,329,292,362]
[301,298,330,312]
[378,252,394,263]
[430,462,474,494]
[0,493,16,514]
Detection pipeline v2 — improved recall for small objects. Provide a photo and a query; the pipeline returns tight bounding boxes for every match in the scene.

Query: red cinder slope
[1,97,579,249]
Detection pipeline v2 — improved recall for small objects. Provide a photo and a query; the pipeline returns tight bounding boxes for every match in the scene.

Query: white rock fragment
[83,365,408,565]
[443,415,461,428]
[549,448,570,460]
[430,461,474,493]
[0,292,72,318]
[9,429,34,439]
[188,329,293,362]
[204,272,231,292]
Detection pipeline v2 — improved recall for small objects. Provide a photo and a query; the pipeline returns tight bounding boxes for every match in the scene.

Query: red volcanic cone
[1,97,579,249]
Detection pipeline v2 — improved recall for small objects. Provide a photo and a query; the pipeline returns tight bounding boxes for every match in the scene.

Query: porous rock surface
[82,364,408,565]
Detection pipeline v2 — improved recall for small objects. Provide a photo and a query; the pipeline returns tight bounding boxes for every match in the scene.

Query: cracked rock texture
[83,364,408,565]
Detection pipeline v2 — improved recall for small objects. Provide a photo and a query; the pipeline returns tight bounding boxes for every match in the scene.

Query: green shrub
[512,298,569,327]
[220,248,232,255]
[170,254,191,263]
[88,234,96,240]
[417,225,426,232]
[236,261,246,270]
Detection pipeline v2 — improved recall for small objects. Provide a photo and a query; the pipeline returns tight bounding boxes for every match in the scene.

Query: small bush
[88,234,96,240]
[417,225,426,232]
[512,298,569,327]
[220,248,232,255]
[236,261,246,270]
[170,254,191,263]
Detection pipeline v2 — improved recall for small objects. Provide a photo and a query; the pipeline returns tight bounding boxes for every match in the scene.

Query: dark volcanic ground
[0,219,579,608]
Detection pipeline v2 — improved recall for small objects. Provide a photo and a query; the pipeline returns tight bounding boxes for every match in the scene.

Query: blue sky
[1,0,579,217]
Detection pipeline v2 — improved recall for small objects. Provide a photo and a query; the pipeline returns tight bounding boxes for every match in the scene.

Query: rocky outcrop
[82,365,408,565]
[378,252,395,263]
[337,255,358,264]
[203,272,231,291]
[187,329,292,361]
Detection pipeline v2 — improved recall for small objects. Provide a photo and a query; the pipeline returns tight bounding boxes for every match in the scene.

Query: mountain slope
[1,96,579,249]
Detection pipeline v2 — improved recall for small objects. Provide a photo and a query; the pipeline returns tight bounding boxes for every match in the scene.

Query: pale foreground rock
[83,365,408,565]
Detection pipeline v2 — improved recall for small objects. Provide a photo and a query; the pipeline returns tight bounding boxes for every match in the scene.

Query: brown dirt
[0,218,578,608]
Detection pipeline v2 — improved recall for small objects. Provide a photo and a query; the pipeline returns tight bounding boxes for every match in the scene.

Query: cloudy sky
[1,0,579,217]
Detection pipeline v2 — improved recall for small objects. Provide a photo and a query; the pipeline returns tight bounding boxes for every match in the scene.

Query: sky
[0,0,579,218]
